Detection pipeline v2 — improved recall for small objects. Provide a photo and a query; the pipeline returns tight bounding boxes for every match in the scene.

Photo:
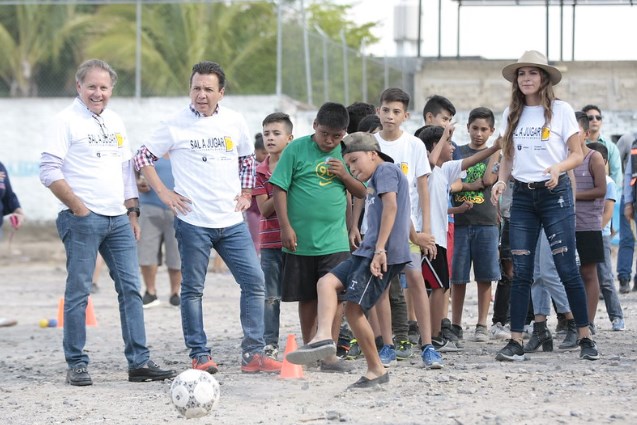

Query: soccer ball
[170,369,220,419]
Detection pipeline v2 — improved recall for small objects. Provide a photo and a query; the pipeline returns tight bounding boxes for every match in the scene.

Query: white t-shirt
[145,105,253,228]
[499,100,579,183]
[374,131,432,231]
[428,160,464,249]
[45,98,133,216]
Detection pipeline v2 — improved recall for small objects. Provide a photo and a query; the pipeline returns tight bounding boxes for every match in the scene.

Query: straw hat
[502,50,562,85]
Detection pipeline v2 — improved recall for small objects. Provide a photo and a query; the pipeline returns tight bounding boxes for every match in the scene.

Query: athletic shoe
[474,324,489,342]
[421,344,443,369]
[286,339,336,365]
[264,344,279,359]
[441,318,463,348]
[169,293,180,307]
[192,354,219,374]
[431,336,461,353]
[555,317,568,335]
[66,363,92,386]
[128,359,177,382]
[522,323,533,340]
[142,292,160,309]
[578,337,599,360]
[378,344,397,367]
[589,323,596,335]
[407,321,420,345]
[348,372,389,389]
[495,339,525,362]
[346,339,361,360]
[490,322,511,340]
[395,340,413,360]
[241,353,283,373]
[612,318,625,331]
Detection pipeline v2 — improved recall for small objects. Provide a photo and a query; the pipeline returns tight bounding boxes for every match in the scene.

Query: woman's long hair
[501,68,556,159]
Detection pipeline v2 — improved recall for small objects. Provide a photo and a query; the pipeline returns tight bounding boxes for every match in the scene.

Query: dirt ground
[1,224,636,425]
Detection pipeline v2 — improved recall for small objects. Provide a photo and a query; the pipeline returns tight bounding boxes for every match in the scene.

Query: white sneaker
[490,322,511,340]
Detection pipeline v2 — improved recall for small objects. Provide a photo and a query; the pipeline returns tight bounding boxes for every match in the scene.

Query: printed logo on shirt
[115,133,124,147]
[316,160,336,187]
[400,162,409,175]
[224,136,234,152]
[454,162,486,205]
[189,137,232,152]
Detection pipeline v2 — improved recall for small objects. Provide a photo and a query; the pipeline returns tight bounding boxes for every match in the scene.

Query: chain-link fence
[0,0,408,106]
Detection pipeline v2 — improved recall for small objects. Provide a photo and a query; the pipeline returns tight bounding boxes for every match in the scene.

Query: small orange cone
[279,334,304,379]
[56,296,98,328]
[56,297,64,328]
[85,296,98,327]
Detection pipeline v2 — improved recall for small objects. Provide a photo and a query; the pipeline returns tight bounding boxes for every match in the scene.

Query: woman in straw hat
[490,50,599,361]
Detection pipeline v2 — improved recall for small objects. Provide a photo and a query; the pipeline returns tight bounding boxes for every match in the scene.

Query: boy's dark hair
[468,107,495,127]
[575,111,590,132]
[423,95,456,119]
[254,133,264,150]
[262,112,293,134]
[588,142,609,163]
[379,88,410,110]
[357,115,382,133]
[582,104,602,114]
[315,102,349,130]
[190,61,225,88]
[346,102,376,134]
[418,125,445,153]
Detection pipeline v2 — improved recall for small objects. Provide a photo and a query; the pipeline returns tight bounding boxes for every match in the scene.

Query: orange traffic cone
[56,296,98,328]
[279,334,304,379]
[85,296,98,327]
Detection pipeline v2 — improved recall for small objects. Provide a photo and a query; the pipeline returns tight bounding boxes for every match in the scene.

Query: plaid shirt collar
[189,103,220,117]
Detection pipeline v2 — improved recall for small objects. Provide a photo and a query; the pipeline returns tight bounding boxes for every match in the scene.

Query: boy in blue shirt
[286,132,416,388]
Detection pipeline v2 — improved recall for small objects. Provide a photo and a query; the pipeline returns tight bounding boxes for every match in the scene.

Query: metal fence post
[341,30,349,107]
[134,0,142,99]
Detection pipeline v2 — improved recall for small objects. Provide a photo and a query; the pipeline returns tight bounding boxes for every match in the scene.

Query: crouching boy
[286,132,411,389]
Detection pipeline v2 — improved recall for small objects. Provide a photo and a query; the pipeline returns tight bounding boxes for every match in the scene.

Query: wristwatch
[127,207,141,217]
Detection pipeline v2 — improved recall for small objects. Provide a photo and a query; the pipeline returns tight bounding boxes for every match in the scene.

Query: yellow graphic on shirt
[400,162,409,175]
[115,133,124,147]
[454,162,486,204]
[316,160,336,187]
[224,136,233,152]
[541,126,551,142]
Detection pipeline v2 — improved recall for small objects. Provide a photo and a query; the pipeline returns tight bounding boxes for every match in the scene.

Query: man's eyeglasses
[587,115,602,121]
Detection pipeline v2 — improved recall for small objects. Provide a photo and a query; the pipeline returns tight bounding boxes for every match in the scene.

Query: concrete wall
[413,58,637,142]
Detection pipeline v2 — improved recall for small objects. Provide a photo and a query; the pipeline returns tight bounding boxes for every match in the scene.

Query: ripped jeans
[509,175,589,333]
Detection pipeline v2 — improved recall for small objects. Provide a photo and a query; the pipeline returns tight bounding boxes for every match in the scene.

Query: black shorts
[575,230,604,265]
[330,255,408,311]
[421,245,449,289]
[281,251,350,302]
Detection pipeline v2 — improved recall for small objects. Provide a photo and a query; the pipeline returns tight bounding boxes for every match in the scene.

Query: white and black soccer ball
[170,369,220,419]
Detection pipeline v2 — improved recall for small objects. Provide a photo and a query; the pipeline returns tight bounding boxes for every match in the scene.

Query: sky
[345,0,637,61]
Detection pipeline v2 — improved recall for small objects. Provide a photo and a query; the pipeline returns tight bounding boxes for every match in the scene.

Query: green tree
[306,1,379,49]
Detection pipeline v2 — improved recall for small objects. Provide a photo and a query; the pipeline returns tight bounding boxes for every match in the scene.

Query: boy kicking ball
[286,132,412,389]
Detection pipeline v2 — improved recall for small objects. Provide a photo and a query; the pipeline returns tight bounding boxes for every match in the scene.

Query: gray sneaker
[320,358,355,373]
[142,292,160,309]
[474,324,489,342]
[395,340,414,360]
[66,364,93,386]
[441,318,464,348]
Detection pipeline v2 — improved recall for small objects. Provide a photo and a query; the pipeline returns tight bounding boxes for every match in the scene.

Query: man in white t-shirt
[134,61,282,375]
[39,59,176,386]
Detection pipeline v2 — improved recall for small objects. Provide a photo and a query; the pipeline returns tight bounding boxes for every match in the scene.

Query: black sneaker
[407,321,420,345]
[619,279,630,294]
[142,292,160,309]
[128,360,177,382]
[169,293,180,307]
[441,318,464,348]
[578,337,599,360]
[495,339,525,361]
[66,364,93,386]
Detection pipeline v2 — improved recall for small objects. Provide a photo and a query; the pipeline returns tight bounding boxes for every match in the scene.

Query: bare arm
[482,149,501,186]
[544,133,584,190]
[326,159,367,199]
[48,180,90,216]
[461,145,501,172]
[370,191,397,278]
[255,193,275,218]
[491,144,512,205]
[140,164,192,215]
[601,199,615,229]
[349,196,365,249]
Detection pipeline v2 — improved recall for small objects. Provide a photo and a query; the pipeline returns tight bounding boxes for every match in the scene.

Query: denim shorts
[451,225,501,284]
[330,255,407,311]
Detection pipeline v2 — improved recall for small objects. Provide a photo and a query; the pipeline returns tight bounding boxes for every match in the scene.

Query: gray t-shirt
[354,162,411,265]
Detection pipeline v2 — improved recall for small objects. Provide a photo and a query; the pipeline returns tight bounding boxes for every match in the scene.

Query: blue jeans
[616,196,634,282]
[598,234,624,321]
[261,248,283,347]
[531,228,571,316]
[174,220,265,358]
[509,176,589,333]
[451,225,501,283]
[56,211,149,369]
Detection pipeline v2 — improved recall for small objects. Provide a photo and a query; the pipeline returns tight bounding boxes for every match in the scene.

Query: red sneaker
[192,354,218,374]
[241,353,283,373]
